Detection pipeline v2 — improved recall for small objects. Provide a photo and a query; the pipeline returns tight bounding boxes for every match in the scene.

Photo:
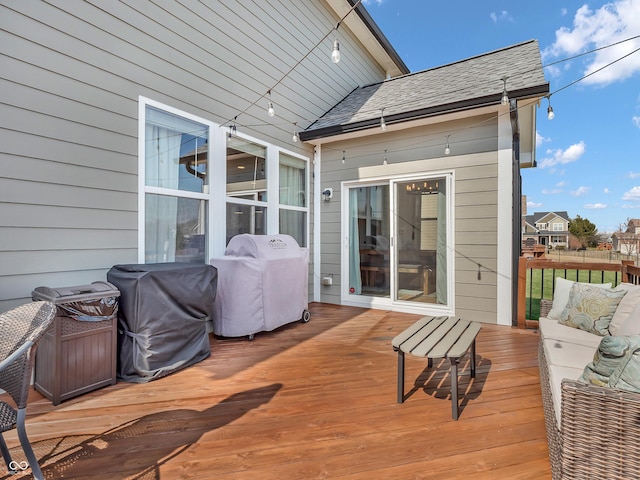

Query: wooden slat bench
[392,316,481,420]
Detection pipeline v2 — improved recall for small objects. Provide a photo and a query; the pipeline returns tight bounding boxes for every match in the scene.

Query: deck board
[0,303,550,479]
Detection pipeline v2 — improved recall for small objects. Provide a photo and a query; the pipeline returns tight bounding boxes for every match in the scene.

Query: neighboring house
[612,218,640,254]
[0,1,549,327]
[522,211,570,249]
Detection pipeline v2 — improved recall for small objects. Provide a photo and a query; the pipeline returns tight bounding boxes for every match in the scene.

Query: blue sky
[361,0,640,234]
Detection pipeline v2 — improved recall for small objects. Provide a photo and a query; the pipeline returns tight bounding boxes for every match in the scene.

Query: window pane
[397,178,446,305]
[145,106,208,193]
[279,154,306,207]
[226,202,266,245]
[280,210,307,247]
[349,185,390,298]
[227,137,267,201]
[145,194,207,263]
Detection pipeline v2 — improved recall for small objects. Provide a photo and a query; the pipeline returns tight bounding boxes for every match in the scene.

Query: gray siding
[0,0,388,311]
[317,114,501,323]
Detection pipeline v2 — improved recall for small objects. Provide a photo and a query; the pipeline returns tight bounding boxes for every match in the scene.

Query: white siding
[0,0,388,310]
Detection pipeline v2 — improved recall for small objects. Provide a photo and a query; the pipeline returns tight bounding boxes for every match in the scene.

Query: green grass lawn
[525,269,621,320]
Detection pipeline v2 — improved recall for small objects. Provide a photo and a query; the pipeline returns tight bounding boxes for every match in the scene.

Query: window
[279,153,307,246]
[143,105,209,263]
[553,222,563,231]
[140,98,309,262]
[226,137,267,245]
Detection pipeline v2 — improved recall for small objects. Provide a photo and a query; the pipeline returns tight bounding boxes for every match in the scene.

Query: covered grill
[107,263,217,383]
[210,234,309,339]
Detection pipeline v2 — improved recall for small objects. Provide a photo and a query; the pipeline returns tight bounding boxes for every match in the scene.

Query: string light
[223,29,637,138]
[228,116,237,138]
[444,135,451,155]
[292,122,299,142]
[500,77,509,105]
[380,107,387,131]
[331,39,341,63]
[267,90,275,117]
[342,150,346,164]
[383,149,388,166]
[546,96,555,120]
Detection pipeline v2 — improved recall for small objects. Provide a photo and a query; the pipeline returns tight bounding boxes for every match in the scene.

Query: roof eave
[349,0,409,75]
[300,83,550,142]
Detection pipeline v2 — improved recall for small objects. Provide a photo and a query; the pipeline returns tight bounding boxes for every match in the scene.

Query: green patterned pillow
[559,283,627,335]
[580,335,640,393]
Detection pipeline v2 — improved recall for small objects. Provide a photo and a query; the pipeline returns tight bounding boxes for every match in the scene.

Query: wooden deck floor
[2,303,550,479]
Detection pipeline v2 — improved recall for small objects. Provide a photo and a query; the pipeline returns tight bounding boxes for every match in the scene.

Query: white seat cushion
[543,338,597,369]
[539,317,603,348]
[548,364,584,429]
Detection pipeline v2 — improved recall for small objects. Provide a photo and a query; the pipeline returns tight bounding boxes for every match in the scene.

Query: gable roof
[524,211,570,227]
[300,40,549,141]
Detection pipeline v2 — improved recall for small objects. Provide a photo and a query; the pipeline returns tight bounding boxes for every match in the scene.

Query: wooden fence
[517,257,640,329]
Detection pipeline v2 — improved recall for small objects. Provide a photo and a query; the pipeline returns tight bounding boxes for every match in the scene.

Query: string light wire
[222,0,363,128]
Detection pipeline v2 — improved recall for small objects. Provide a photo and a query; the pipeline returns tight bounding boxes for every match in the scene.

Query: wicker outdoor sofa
[538,279,640,480]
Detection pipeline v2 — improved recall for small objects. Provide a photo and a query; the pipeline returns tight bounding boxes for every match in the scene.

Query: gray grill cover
[210,234,309,337]
[107,263,217,383]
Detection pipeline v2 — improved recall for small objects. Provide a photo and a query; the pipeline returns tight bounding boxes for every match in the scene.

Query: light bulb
[500,77,509,105]
[383,150,388,166]
[293,130,299,142]
[547,105,555,120]
[267,101,275,117]
[331,39,340,64]
[342,150,345,164]
[444,144,450,155]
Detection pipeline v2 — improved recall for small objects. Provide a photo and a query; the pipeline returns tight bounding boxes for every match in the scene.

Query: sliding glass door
[345,175,450,309]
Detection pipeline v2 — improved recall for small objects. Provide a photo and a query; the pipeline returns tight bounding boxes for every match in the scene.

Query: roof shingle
[302,40,549,140]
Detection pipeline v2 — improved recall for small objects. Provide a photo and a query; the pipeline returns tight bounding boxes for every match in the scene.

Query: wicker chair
[0,301,56,480]
[538,299,640,479]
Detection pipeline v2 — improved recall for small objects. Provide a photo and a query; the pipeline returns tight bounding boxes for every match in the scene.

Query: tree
[569,215,598,248]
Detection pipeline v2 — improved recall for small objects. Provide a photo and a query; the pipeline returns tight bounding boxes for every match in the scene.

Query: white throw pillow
[547,277,612,320]
[614,301,640,336]
[609,283,640,335]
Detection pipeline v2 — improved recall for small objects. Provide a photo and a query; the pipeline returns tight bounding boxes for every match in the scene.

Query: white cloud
[622,186,640,200]
[490,10,514,23]
[604,187,610,193]
[543,1,640,86]
[584,203,607,208]
[572,186,590,196]
[362,0,384,5]
[556,181,567,187]
[527,200,543,208]
[539,141,586,168]
[561,8,568,16]
[536,131,551,146]
[629,171,640,178]
[633,116,640,128]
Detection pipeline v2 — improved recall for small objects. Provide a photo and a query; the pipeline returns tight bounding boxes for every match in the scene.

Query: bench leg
[470,339,476,379]
[397,350,405,404]
[450,358,459,420]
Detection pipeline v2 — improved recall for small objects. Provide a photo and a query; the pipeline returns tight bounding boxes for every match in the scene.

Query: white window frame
[138,96,310,261]
[553,222,563,231]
